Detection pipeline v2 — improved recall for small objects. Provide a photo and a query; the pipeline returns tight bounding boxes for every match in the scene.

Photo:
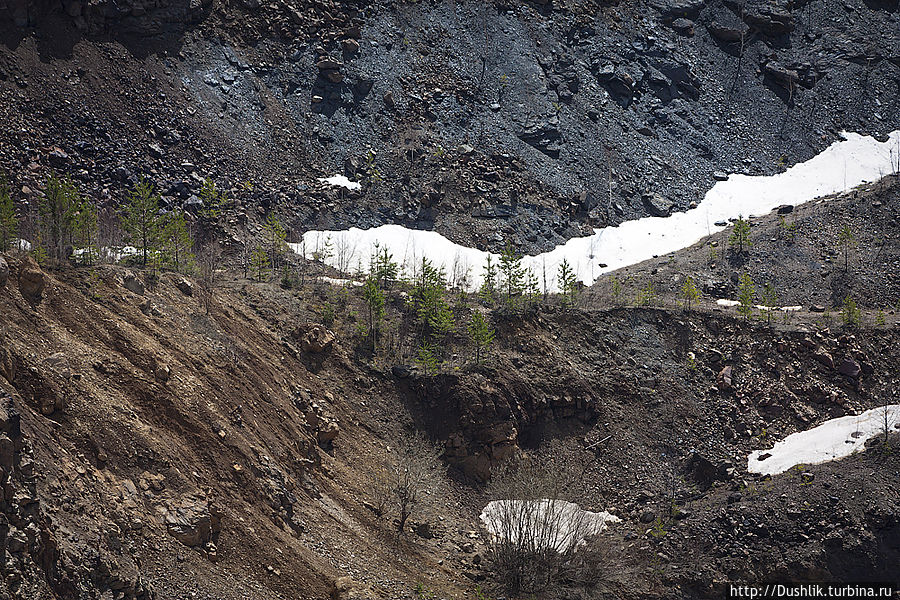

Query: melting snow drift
[298,130,900,291]
[319,174,362,191]
[748,405,900,476]
[480,499,620,553]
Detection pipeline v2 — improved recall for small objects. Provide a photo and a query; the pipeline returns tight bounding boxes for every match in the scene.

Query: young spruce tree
[123,178,162,266]
[0,175,17,252]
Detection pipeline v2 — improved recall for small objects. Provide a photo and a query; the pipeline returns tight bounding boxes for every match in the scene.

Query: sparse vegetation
[122,178,162,267]
[468,311,495,364]
[841,296,861,329]
[729,215,751,254]
[680,276,699,311]
[557,258,578,308]
[737,272,755,319]
[0,174,17,252]
[382,430,444,534]
[838,223,856,271]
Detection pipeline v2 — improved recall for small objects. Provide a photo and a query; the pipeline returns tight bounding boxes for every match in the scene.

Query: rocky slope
[1,0,898,254]
[1,234,899,598]
[2,0,900,598]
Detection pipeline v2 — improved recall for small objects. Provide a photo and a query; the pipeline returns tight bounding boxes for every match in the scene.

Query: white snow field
[480,499,620,553]
[748,405,900,476]
[296,130,900,291]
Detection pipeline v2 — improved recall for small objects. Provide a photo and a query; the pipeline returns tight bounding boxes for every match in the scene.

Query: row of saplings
[0,171,234,273]
[306,243,586,373]
[374,431,604,598]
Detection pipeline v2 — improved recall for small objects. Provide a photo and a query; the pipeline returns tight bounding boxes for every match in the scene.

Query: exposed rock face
[0,256,8,289]
[17,257,47,303]
[164,497,221,547]
[123,271,145,296]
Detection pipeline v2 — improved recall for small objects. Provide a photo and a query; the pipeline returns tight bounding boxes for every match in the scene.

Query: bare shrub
[197,243,222,315]
[483,447,609,595]
[373,430,445,534]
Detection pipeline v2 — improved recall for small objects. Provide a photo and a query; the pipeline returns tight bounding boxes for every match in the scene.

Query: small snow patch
[318,276,363,287]
[748,405,900,475]
[318,174,361,191]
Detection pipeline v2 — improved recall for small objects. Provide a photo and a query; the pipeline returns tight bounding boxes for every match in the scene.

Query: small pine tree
[680,276,700,311]
[479,255,498,305]
[371,244,399,289]
[610,275,623,306]
[122,178,162,266]
[199,179,228,220]
[160,210,195,273]
[0,175,17,252]
[251,246,270,282]
[841,296,860,329]
[875,309,886,327]
[524,268,541,310]
[263,213,287,271]
[737,272,756,320]
[40,174,82,263]
[729,215,751,254]
[638,281,657,306]
[761,282,778,326]
[498,245,525,311]
[468,311,495,364]
[362,277,385,352]
[557,258,578,307]
[417,342,439,374]
[838,224,855,272]
[73,199,99,266]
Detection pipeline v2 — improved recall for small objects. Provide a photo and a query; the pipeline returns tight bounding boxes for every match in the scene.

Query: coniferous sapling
[680,276,699,311]
[0,175,17,252]
[729,215,751,254]
[737,272,756,320]
[122,178,162,266]
[362,277,385,352]
[468,311,495,364]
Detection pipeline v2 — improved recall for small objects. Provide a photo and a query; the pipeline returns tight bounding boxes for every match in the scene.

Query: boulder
[164,497,221,547]
[708,21,747,42]
[0,256,7,289]
[391,365,414,379]
[317,420,340,445]
[297,324,335,353]
[331,576,375,600]
[837,358,861,379]
[670,18,695,35]
[123,271,144,295]
[175,278,194,296]
[717,365,733,390]
[18,257,47,303]
[745,9,793,35]
[813,349,834,369]
[763,61,800,90]
[642,193,673,217]
[649,0,704,19]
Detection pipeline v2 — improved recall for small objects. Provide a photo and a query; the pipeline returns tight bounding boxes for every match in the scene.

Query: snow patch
[319,276,364,287]
[748,405,900,475]
[480,499,620,553]
[296,130,900,291]
[716,299,803,311]
[318,174,361,191]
